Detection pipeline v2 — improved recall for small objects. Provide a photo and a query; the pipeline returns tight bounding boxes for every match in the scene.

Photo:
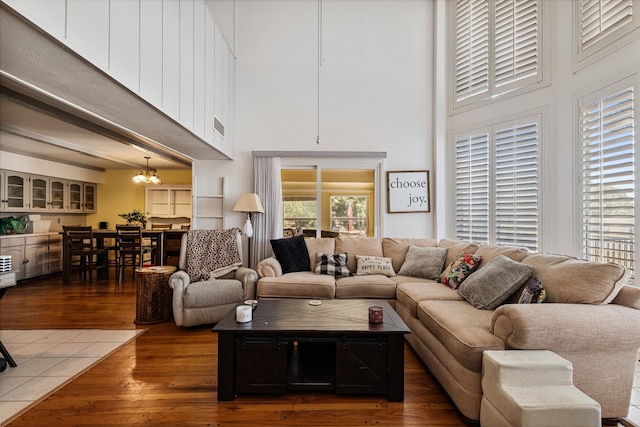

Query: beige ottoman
[481,350,601,427]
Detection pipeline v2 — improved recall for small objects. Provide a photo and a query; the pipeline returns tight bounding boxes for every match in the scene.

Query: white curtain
[252,156,282,269]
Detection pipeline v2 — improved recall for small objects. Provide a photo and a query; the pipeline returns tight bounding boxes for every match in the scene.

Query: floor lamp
[232,193,264,268]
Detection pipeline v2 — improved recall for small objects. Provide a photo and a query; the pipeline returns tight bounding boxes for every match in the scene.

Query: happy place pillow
[315,253,353,277]
[356,255,396,277]
[397,246,448,280]
[270,235,311,274]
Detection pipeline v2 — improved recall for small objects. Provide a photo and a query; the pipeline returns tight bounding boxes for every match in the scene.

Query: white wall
[214,0,434,238]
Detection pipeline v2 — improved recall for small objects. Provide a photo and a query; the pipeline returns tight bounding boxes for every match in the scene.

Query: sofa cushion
[184,279,244,308]
[355,255,396,276]
[335,236,383,273]
[457,255,534,309]
[257,271,336,299]
[335,275,397,299]
[398,246,448,280]
[315,253,353,277]
[437,238,481,267]
[521,252,627,304]
[270,235,311,273]
[473,244,529,269]
[439,252,482,289]
[396,281,464,317]
[305,237,336,271]
[382,237,438,272]
[418,300,505,372]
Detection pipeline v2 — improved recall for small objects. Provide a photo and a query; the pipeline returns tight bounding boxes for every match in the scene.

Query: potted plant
[118,209,148,229]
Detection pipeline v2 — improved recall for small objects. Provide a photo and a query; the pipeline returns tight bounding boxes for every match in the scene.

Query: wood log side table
[134,266,177,324]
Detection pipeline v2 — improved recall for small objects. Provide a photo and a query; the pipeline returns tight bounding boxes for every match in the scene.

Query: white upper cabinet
[139,0,163,108]
[2,0,66,40]
[193,0,207,137]
[109,0,140,92]
[162,0,181,121]
[66,0,110,70]
[3,0,236,157]
[179,0,195,130]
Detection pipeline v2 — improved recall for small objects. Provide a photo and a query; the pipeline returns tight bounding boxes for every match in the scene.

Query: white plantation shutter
[580,0,634,50]
[454,0,541,105]
[495,121,539,250]
[455,0,489,101]
[581,86,635,274]
[455,133,490,243]
[494,0,539,90]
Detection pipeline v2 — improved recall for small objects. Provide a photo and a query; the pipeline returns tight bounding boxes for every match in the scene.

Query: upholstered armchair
[168,228,257,327]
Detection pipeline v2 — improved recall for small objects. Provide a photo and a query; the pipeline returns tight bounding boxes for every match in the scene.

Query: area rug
[0,329,145,424]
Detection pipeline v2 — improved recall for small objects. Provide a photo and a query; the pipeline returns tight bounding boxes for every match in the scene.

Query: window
[454,116,541,251]
[453,0,542,106]
[578,0,638,63]
[580,82,635,277]
[281,168,375,237]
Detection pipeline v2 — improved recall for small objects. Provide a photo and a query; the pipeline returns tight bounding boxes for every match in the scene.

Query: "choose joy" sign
[387,170,430,213]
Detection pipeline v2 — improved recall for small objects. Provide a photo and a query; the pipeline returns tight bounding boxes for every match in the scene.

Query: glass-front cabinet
[1,171,30,211]
[83,183,97,213]
[68,181,83,212]
[30,175,49,210]
[50,178,66,211]
[0,170,96,213]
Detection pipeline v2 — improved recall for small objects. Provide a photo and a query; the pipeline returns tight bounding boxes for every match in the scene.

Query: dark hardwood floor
[0,272,467,426]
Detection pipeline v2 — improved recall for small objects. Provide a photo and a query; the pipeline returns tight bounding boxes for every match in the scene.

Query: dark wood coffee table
[212,299,410,402]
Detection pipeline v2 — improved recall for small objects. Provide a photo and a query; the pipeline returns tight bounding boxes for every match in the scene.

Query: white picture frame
[386,170,430,213]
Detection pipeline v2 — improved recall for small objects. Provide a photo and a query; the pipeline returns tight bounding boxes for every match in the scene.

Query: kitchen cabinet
[83,183,97,213]
[0,233,62,281]
[0,237,26,281]
[146,185,191,219]
[0,170,96,213]
[1,171,30,212]
[30,175,67,211]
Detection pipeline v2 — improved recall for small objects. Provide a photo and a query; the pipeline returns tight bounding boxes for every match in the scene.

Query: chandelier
[132,156,161,185]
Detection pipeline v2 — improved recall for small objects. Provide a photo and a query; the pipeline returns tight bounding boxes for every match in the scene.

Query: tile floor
[0,329,143,424]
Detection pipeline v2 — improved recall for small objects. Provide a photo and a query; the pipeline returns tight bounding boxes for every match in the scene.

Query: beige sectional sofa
[256,236,640,423]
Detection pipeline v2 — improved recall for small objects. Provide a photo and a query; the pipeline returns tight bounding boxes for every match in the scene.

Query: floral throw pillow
[438,252,481,289]
[315,253,353,277]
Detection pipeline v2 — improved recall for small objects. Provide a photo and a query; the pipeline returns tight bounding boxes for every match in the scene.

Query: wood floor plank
[1,272,466,426]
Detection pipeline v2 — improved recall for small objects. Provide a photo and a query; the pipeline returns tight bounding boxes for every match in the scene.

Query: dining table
[62,229,164,283]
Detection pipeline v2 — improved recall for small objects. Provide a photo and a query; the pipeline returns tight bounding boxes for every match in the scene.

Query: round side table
[134,265,177,324]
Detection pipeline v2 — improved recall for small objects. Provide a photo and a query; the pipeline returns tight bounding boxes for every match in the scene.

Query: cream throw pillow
[398,246,448,280]
[356,255,396,277]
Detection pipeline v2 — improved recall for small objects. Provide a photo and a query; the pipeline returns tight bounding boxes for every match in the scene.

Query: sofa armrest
[612,285,640,309]
[491,303,640,351]
[235,267,258,300]
[168,270,191,326]
[256,256,283,278]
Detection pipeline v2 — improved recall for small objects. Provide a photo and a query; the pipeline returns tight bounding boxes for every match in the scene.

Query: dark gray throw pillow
[457,255,534,309]
[270,235,311,274]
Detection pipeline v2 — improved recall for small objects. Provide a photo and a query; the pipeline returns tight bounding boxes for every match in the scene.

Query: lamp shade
[233,193,264,213]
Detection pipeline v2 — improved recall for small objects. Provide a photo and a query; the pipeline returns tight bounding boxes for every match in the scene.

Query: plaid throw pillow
[315,253,353,277]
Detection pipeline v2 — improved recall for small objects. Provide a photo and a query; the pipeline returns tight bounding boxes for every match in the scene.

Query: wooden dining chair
[63,225,107,282]
[115,224,143,284]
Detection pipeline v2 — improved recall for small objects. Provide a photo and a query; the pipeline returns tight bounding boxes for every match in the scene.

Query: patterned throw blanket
[186,228,242,281]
